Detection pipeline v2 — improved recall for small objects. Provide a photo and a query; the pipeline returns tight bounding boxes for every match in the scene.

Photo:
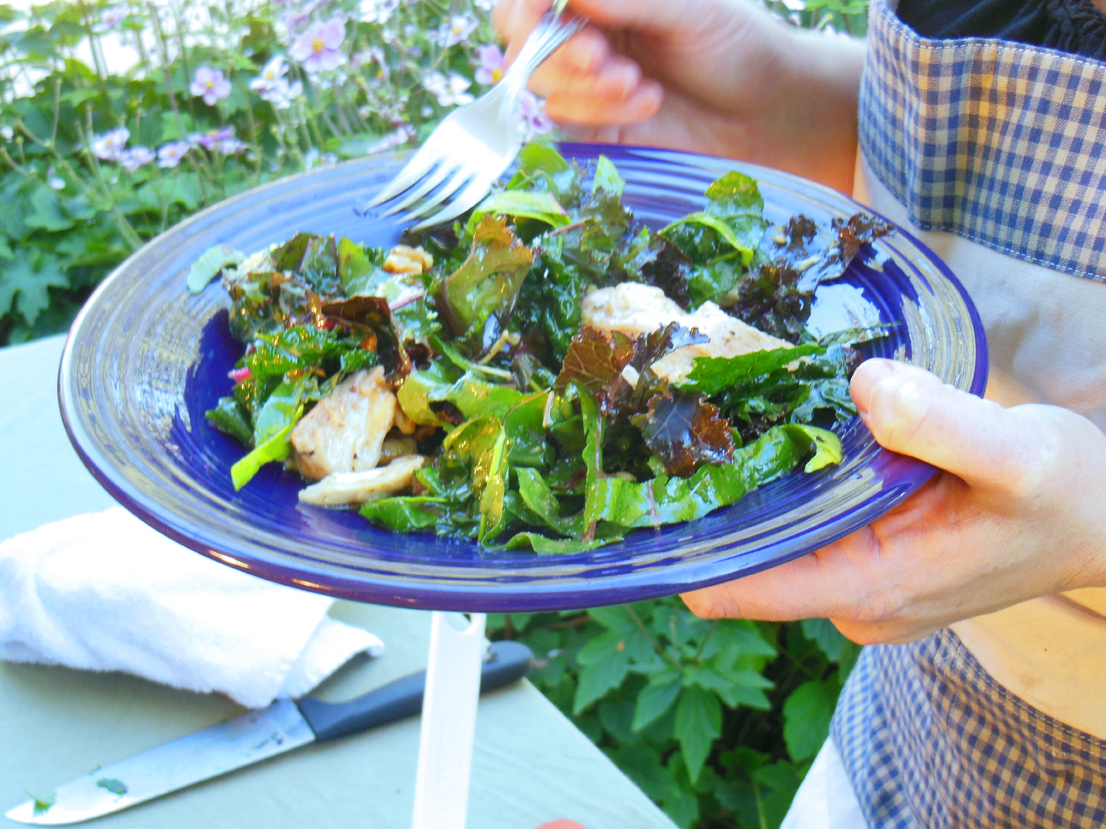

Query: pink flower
[93,6,128,32]
[518,90,554,139]
[250,55,290,94]
[291,17,346,73]
[424,71,474,107]
[190,127,236,151]
[474,44,504,86]
[250,58,304,109]
[360,0,399,24]
[441,14,477,47]
[365,124,414,154]
[215,137,246,155]
[119,146,155,172]
[190,66,232,105]
[157,140,191,168]
[91,127,129,161]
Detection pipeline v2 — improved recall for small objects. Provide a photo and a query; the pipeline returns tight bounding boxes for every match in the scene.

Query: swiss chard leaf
[434,215,534,351]
[469,190,570,230]
[516,467,583,538]
[582,424,838,530]
[187,244,243,294]
[230,378,305,489]
[360,496,444,531]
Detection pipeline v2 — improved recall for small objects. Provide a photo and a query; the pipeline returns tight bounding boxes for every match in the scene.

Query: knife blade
[6,640,532,825]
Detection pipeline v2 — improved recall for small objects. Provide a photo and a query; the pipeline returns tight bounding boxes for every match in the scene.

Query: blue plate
[59,144,987,612]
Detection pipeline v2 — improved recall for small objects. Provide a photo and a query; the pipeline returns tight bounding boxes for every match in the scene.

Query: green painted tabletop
[0,334,677,829]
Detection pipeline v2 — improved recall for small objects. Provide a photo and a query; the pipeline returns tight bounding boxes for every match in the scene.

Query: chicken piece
[581,283,792,383]
[291,366,396,481]
[383,245,434,276]
[298,455,427,507]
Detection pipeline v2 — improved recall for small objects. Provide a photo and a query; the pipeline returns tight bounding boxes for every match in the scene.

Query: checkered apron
[830,1,1106,826]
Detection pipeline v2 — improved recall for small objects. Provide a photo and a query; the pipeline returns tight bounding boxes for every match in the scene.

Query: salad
[190,144,891,553]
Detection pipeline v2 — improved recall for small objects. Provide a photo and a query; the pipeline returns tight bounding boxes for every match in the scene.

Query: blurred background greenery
[0,0,868,825]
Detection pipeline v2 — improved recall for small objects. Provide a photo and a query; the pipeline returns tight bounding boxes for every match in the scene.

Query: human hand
[492,0,866,192]
[681,359,1106,644]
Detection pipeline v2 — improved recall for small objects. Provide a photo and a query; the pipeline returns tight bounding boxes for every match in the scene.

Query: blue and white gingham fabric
[860,0,1106,283]
[833,3,1106,825]
[831,630,1106,828]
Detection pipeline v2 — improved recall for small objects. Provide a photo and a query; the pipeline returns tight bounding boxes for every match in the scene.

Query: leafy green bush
[490,604,859,829]
[0,0,505,344]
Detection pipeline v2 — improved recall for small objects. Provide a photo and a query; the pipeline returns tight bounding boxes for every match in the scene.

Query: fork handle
[500,11,587,98]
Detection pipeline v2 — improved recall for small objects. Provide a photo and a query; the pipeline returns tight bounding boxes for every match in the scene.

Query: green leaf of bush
[573,631,630,713]
[0,250,68,325]
[632,674,682,732]
[674,685,721,784]
[782,679,836,761]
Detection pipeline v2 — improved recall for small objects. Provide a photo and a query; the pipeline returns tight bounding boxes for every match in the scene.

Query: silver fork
[362,1,585,230]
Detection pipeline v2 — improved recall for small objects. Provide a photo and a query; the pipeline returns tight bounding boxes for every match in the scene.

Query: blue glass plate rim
[58,142,988,612]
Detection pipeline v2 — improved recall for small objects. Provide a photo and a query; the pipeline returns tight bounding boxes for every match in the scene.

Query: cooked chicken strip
[291,366,396,481]
[298,455,427,507]
[581,283,791,383]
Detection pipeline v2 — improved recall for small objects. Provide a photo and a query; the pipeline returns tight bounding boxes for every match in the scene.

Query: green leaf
[360,496,443,531]
[782,679,836,761]
[778,423,842,472]
[515,469,582,538]
[753,761,804,828]
[631,674,682,731]
[573,630,630,713]
[0,250,69,326]
[24,184,73,231]
[337,236,381,294]
[30,791,55,814]
[801,618,849,661]
[470,190,570,228]
[477,428,509,542]
[662,780,701,829]
[230,417,297,490]
[673,685,721,784]
[499,532,607,554]
[434,215,533,347]
[587,604,636,634]
[136,172,202,212]
[187,244,244,294]
[679,343,825,396]
[95,778,128,796]
[663,211,749,257]
[591,155,624,198]
[230,379,305,490]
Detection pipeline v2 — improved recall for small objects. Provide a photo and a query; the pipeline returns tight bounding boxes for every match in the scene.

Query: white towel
[0,507,384,709]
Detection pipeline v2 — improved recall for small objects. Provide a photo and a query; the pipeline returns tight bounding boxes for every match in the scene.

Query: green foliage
[0,0,499,344]
[489,604,860,828]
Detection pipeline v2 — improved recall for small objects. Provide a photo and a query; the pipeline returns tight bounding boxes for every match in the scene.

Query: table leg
[411,611,487,829]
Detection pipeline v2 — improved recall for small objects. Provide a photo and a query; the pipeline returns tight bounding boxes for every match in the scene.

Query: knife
[6,640,532,825]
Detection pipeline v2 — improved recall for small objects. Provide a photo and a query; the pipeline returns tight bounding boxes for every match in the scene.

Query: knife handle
[295,639,532,742]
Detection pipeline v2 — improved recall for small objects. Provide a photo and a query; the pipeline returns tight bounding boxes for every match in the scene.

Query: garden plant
[0,0,868,825]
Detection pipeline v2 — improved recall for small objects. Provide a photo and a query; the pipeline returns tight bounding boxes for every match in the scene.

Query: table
[0,334,678,829]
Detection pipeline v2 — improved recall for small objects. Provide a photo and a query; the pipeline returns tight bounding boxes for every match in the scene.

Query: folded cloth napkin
[0,507,384,709]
